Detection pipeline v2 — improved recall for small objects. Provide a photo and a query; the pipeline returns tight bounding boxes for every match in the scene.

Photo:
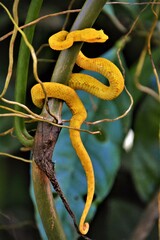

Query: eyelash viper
[31,28,125,235]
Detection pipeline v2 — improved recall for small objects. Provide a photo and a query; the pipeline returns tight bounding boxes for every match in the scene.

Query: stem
[14,0,43,147]
[32,161,66,240]
[32,105,67,239]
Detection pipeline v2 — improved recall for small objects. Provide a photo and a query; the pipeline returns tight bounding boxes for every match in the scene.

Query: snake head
[80,28,109,43]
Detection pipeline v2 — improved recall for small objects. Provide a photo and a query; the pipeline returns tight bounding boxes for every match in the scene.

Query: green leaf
[106,199,142,240]
[130,96,160,201]
[52,50,127,238]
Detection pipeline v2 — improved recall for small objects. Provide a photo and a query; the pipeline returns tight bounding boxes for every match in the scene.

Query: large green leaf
[130,96,160,201]
[52,49,128,238]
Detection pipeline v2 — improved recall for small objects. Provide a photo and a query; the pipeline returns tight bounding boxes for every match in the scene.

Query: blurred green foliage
[0,0,159,239]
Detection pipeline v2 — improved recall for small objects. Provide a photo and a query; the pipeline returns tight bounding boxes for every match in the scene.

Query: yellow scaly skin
[31,28,125,235]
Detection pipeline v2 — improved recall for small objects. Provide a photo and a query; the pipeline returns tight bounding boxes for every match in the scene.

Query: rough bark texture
[32,120,91,240]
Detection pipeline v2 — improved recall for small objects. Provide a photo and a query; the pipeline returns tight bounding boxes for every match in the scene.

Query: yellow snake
[31,28,124,235]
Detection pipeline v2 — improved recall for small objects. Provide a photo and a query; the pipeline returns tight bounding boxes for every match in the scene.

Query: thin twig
[0,1,50,108]
[147,0,160,96]
[0,128,13,137]
[117,2,149,77]
[62,0,76,30]
[0,152,32,163]
[105,1,160,6]
[130,193,159,240]
[86,86,133,125]
[0,9,81,42]
[0,0,19,98]
[134,44,160,102]
[0,99,101,135]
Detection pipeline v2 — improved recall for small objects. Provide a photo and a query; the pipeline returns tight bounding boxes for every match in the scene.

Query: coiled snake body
[31,28,124,235]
